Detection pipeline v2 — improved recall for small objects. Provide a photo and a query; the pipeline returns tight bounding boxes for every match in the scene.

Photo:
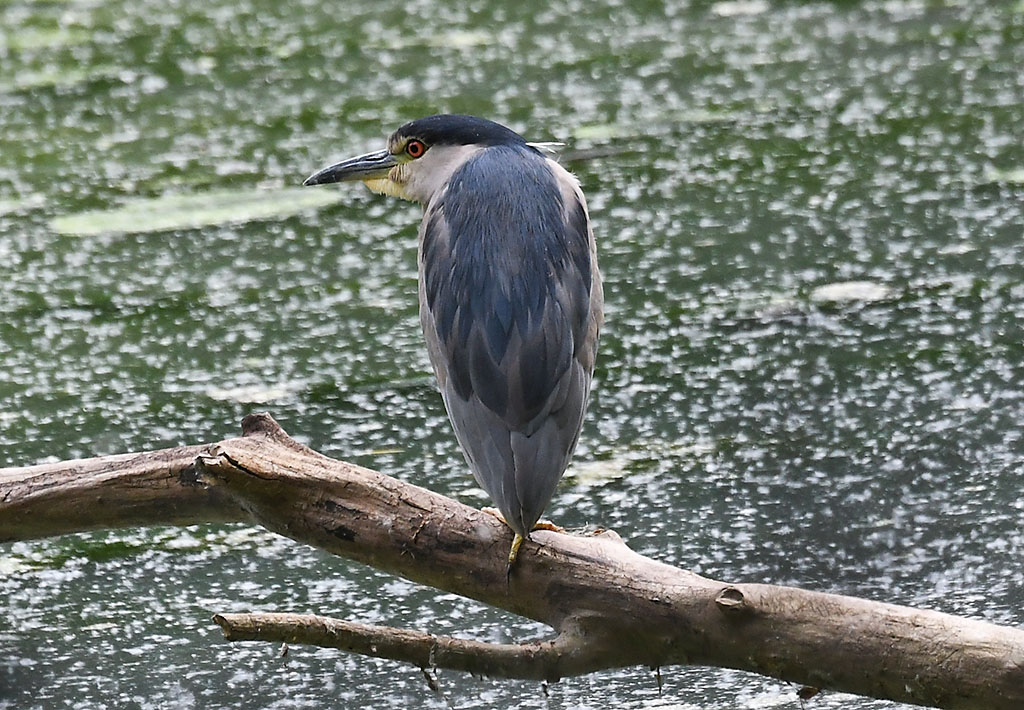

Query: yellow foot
[506,533,524,584]
[482,508,563,535]
[508,533,524,565]
[481,507,524,562]
[482,506,505,522]
[531,519,563,534]
[481,507,564,579]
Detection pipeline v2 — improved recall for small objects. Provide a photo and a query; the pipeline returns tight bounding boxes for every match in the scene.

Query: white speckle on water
[712,1,769,17]
[205,382,303,404]
[810,280,892,304]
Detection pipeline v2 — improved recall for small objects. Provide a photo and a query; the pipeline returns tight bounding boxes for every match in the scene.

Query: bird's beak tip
[302,149,396,189]
[299,149,395,188]
[303,167,337,187]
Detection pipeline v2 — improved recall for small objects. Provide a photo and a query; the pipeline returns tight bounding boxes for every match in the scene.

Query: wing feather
[418,145,602,535]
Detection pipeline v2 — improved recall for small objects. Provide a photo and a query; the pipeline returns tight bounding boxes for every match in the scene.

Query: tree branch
[213,612,594,681]
[2,413,1022,708]
[0,444,245,541]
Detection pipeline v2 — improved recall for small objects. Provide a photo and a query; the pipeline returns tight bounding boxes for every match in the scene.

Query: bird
[303,114,603,570]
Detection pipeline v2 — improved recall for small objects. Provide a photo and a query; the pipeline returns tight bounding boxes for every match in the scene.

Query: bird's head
[303,114,534,204]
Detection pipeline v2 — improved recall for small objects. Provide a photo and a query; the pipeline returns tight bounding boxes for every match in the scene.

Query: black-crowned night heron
[304,114,603,569]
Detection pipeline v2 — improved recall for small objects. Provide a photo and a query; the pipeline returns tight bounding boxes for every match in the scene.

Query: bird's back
[418,144,602,536]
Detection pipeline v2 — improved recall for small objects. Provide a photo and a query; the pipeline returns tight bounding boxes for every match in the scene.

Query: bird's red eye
[406,140,426,158]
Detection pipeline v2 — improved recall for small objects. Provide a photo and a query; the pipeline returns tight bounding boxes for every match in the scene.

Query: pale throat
[362,176,413,201]
[361,162,414,201]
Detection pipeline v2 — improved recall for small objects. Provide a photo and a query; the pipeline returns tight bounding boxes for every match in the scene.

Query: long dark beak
[303,149,398,186]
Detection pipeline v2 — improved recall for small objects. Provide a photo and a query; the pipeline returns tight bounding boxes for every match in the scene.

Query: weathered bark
[0,444,245,540]
[212,612,597,680]
[1,413,1022,709]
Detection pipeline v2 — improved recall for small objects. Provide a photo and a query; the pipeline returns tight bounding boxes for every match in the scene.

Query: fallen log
[1,413,1021,708]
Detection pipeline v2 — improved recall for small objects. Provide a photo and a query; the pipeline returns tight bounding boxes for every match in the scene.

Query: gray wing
[417,148,602,537]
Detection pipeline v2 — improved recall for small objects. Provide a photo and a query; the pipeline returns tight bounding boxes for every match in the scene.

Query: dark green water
[2,0,1023,708]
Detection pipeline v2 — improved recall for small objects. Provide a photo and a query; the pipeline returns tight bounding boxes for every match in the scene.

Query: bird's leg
[506,533,525,584]
[483,507,565,580]
[506,521,560,578]
[482,508,528,579]
[507,532,525,564]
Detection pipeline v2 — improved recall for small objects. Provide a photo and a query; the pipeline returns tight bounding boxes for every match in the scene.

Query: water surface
[2,1,1023,708]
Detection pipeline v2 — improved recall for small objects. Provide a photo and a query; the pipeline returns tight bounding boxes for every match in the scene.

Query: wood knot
[178,461,202,486]
[715,586,752,616]
[194,445,226,472]
[240,412,287,437]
